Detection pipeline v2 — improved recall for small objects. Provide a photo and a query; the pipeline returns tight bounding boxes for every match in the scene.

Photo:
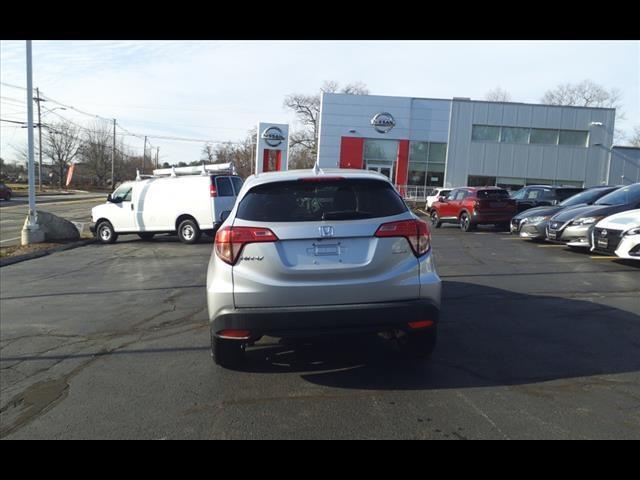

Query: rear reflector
[215,226,278,265]
[217,329,251,339]
[375,219,431,256]
[408,320,435,329]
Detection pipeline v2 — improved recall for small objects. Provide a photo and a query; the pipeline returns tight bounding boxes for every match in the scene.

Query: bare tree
[201,143,216,163]
[284,81,370,157]
[41,121,81,189]
[213,128,256,178]
[81,120,112,186]
[485,86,512,102]
[541,80,623,110]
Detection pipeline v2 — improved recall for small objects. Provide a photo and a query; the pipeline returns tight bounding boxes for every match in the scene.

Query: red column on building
[339,137,364,169]
[395,140,409,194]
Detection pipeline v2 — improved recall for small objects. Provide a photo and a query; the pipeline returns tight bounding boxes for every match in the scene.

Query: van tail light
[210,184,217,197]
[215,226,278,265]
[375,219,431,256]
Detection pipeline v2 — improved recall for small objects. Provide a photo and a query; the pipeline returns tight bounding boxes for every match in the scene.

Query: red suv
[430,187,517,232]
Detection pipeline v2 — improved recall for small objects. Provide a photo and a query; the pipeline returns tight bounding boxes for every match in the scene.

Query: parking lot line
[589,256,619,259]
[537,244,567,248]
[0,237,21,244]
[500,237,521,240]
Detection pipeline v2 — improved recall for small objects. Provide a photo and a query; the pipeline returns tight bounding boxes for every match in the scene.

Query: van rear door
[212,176,237,223]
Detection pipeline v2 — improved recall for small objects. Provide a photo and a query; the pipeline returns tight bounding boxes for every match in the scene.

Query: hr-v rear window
[476,190,510,199]
[236,179,408,222]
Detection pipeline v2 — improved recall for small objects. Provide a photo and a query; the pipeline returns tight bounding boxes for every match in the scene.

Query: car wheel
[460,212,475,232]
[430,211,442,228]
[177,218,201,244]
[395,327,437,359]
[210,329,244,367]
[96,220,118,244]
[137,232,155,241]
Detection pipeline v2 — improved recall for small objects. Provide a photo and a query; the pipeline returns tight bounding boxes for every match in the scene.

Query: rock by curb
[0,239,96,268]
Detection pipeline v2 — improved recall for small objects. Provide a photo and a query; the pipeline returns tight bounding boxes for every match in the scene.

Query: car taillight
[210,184,217,197]
[374,219,430,256]
[214,226,278,265]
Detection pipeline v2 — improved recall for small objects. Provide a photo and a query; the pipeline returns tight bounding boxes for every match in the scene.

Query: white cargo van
[91,164,243,244]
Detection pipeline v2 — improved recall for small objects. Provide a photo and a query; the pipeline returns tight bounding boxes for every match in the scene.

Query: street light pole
[21,40,44,245]
[112,118,116,187]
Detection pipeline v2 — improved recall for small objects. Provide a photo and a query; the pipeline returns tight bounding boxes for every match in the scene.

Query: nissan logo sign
[261,126,285,147]
[371,112,396,134]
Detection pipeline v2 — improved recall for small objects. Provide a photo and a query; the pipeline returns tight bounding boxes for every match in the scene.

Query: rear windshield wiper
[321,210,374,220]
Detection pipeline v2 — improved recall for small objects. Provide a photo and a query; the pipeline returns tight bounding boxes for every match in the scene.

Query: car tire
[177,218,201,244]
[96,220,118,244]
[137,232,155,241]
[395,328,437,359]
[211,329,244,368]
[430,211,442,228]
[460,212,475,232]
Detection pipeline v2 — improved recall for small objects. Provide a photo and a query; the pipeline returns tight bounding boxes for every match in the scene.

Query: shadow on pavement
[229,281,640,391]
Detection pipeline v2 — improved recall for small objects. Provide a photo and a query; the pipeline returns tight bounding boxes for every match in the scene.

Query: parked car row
[425,183,640,261]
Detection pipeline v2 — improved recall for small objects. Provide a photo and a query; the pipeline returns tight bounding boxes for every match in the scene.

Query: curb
[0,238,96,268]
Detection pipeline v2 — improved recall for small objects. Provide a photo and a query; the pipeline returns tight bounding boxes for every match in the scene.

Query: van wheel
[137,232,155,241]
[460,212,475,232]
[211,329,244,367]
[177,219,201,244]
[430,211,442,228]
[96,221,118,244]
[395,328,437,359]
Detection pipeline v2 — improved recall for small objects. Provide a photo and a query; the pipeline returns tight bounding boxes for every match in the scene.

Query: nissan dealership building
[316,92,622,191]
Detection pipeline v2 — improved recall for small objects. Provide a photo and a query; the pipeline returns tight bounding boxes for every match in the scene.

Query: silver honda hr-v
[206,168,442,367]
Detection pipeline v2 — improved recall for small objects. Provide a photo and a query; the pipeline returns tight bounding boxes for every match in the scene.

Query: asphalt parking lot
[1,219,639,439]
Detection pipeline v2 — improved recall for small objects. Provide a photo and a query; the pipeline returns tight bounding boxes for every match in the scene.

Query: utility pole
[112,119,116,187]
[21,40,44,245]
[156,146,159,169]
[34,87,44,191]
[142,136,147,173]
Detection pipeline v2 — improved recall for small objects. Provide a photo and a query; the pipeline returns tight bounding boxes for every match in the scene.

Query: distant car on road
[590,209,640,259]
[430,187,517,232]
[91,165,243,244]
[510,186,620,240]
[0,182,12,201]
[207,168,441,367]
[510,185,584,214]
[425,188,451,211]
[546,183,640,248]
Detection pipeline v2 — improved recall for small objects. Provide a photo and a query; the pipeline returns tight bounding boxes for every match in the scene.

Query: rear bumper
[211,299,440,339]
[472,212,514,224]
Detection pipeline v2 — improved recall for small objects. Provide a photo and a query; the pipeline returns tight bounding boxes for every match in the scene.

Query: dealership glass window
[530,129,559,145]
[471,125,500,142]
[496,177,525,191]
[409,141,429,163]
[408,162,427,186]
[559,130,588,147]
[500,127,529,144]
[426,163,445,187]
[467,175,496,187]
[427,143,447,164]
[553,179,584,187]
[364,139,398,166]
[526,178,552,186]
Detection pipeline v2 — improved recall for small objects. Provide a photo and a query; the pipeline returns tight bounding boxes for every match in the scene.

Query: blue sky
[1,40,638,166]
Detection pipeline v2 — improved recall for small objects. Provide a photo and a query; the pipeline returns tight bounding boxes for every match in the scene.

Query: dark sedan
[546,183,640,248]
[510,186,620,240]
[0,182,13,201]
[510,185,584,214]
